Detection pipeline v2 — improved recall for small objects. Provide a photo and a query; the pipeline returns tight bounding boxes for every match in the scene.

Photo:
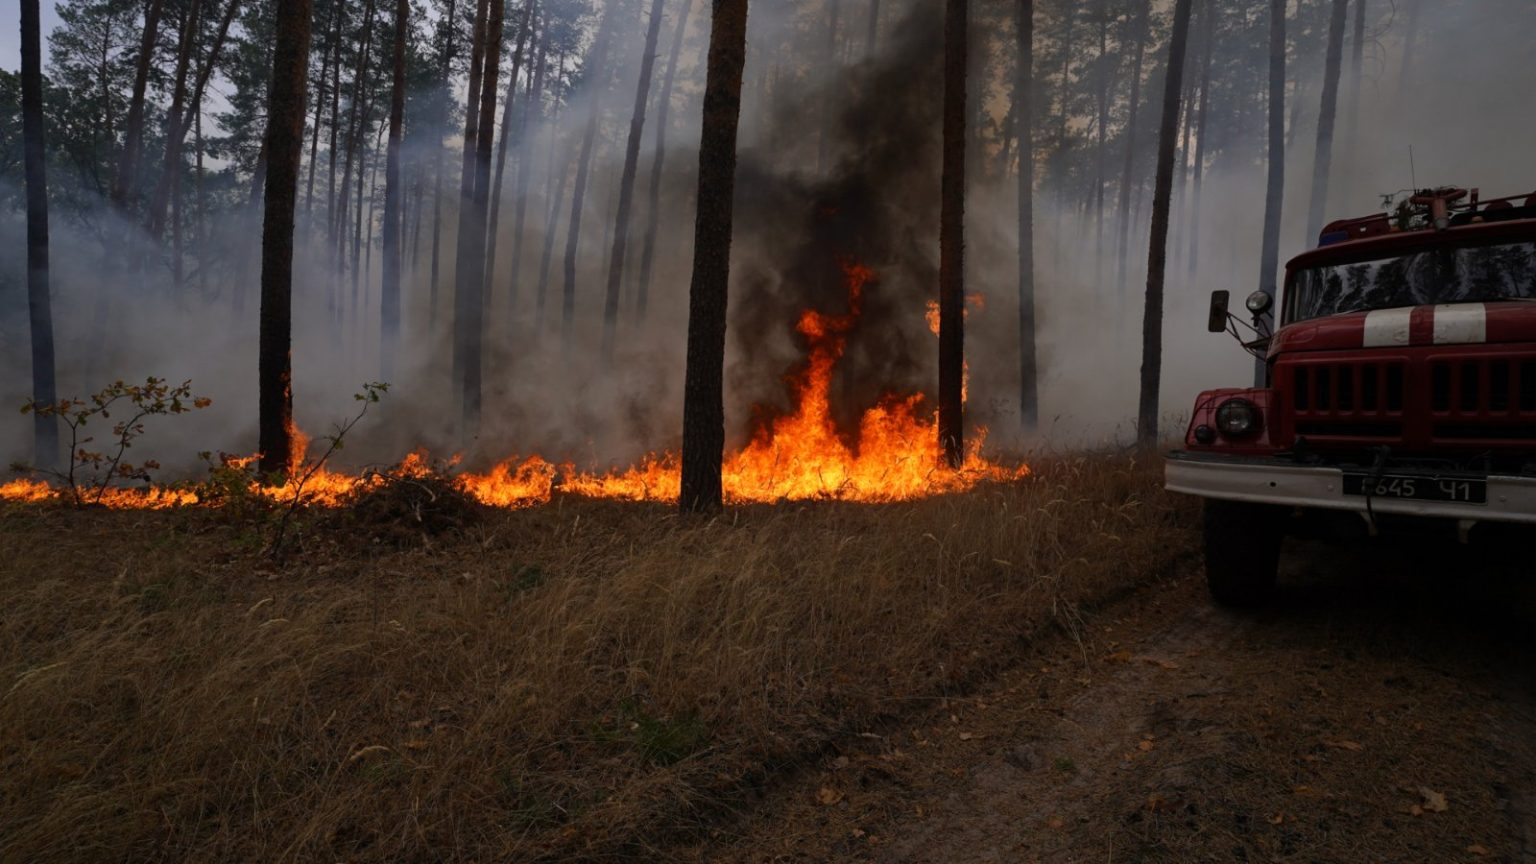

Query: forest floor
[674,537,1536,864]
[0,452,1192,862]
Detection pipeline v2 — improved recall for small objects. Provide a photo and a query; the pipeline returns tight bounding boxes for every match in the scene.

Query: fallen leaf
[1268,812,1286,825]
[815,786,844,806]
[850,828,866,839]
[402,739,429,751]
[1137,739,1155,752]
[1046,816,1065,829]
[1104,650,1133,663]
[1292,785,1322,798]
[1323,739,1364,752]
[1419,786,1448,813]
[1467,844,1490,857]
[958,732,977,741]
[1137,656,1180,670]
[1410,804,1424,817]
[346,745,391,764]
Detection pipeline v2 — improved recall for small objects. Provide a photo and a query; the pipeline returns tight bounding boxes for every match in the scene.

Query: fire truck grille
[1429,358,1536,414]
[1291,362,1405,414]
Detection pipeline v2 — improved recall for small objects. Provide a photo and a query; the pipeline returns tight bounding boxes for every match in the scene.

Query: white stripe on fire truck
[1432,303,1487,345]
[1362,308,1414,347]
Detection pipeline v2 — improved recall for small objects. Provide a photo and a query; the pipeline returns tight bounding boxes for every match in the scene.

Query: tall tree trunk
[1092,0,1111,278]
[1305,0,1349,242]
[636,0,694,321]
[1256,0,1286,385]
[1114,0,1148,291]
[428,0,457,329]
[817,0,842,174]
[938,0,967,468]
[1135,0,1193,448]
[485,0,536,313]
[258,0,314,478]
[1015,0,1035,432]
[867,0,879,52]
[1185,0,1215,277]
[21,0,58,469]
[455,0,503,437]
[334,0,378,301]
[451,0,491,388]
[325,0,345,244]
[306,0,339,216]
[601,0,668,363]
[679,0,750,514]
[1340,0,1365,204]
[508,19,549,321]
[560,2,618,348]
[380,0,406,382]
[111,0,167,213]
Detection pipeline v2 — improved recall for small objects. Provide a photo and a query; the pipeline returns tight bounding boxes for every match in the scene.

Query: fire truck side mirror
[1207,290,1231,333]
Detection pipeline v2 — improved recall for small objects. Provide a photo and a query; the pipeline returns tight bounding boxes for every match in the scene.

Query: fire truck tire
[1202,499,1285,608]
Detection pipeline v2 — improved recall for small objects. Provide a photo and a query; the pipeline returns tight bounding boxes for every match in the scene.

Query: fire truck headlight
[1215,398,1262,437]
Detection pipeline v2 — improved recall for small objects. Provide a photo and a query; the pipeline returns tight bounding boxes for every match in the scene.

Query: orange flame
[4,264,1025,510]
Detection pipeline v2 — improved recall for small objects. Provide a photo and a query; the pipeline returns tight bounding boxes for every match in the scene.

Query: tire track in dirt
[681,537,1536,863]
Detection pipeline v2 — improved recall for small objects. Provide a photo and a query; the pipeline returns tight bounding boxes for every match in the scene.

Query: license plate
[1342,473,1487,504]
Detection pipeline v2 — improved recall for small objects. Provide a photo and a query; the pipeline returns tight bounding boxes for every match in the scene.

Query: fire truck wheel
[1202,499,1285,608]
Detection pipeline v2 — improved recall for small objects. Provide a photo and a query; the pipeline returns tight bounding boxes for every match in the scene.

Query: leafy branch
[268,382,388,559]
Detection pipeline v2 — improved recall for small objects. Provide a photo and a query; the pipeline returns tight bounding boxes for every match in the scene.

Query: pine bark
[428,0,456,329]
[938,0,967,468]
[258,0,314,478]
[1015,0,1036,432]
[21,0,58,469]
[1113,0,1148,290]
[635,0,694,321]
[601,0,668,363]
[381,0,407,382]
[1256,0,1286,385]
[306,0,339,215]
[1135,0,1193,447]
[678,0,751,514]
[560,2,618,348]
[1305,0,1349,242]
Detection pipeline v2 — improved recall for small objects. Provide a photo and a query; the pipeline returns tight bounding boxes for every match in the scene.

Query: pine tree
[21,0,58,469]
[938,0,968,468]
[679,0,751,514]
[1136,0,1194,447]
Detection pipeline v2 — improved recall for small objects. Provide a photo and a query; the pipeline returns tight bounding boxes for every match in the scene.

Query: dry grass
[0,452,1195,862]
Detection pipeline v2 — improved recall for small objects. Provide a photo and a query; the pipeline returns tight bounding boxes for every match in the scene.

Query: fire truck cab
[1167,187,1536,606]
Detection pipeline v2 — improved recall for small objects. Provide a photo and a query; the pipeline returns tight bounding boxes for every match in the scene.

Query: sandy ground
[677,536,1536,863]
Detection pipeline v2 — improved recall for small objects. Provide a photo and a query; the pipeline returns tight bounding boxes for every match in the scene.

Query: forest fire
[3,264,1025,511]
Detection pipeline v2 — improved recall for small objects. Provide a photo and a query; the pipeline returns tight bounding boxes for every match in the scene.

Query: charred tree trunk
[450,0,490,389]
[636,0,694,322]
[817,0,842,174]
[1185,0,1215,277]
[867,0,880,52]
[455,0,504,436]
[1305,0,1349,242]
[380,0,406,382]
[938,0,967,468]
[1114,0,1148,291]
[1015,0,1036,432]
[485,0,535,313]
[560,3,618,348]
[679,0,750,514]
[258,0,314,478]
[111,0,166,213]
[601,0,668,363]
[1135,0,1193,448]
[1256,0,1286,385]
[21,0,58,469]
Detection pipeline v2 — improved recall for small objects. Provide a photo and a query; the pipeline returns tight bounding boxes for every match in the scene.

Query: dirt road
[681,538,1536,863]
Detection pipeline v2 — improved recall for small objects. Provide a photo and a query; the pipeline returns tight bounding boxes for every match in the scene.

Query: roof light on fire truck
[1214,398,1262,438]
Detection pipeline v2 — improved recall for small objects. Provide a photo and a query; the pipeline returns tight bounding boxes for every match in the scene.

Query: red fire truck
[1167,187,1536,606]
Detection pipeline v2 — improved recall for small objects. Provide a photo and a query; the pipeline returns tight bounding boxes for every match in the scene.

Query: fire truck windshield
[1284,240,1536,323]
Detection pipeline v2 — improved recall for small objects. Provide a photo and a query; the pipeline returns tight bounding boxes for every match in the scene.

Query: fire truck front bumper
[1165,451,1536,526]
